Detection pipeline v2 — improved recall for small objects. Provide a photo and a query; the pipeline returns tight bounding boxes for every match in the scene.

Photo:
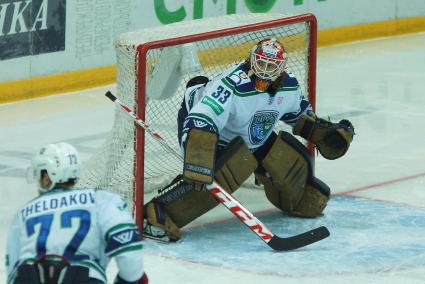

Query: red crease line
[337,172,425,196]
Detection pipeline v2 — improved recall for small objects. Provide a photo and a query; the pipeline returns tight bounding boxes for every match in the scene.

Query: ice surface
[1,32,425,283]
[145,196,425,275]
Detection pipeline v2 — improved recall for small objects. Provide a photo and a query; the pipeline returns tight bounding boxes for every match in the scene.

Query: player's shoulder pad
[22,188,70,208]
[282,72,299,88]
[95,190,129,212]
[221,62,250,89]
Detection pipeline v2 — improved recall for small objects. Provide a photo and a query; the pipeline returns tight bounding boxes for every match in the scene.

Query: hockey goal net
[80,13,317,226]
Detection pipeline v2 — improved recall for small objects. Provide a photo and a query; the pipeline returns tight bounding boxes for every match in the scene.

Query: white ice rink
[1,32,425,284]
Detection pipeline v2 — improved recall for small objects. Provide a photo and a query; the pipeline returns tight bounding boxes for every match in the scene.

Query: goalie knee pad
[292,177,330,217]
[258,175,330,218]
[259,131,310,212]
[258,131,330,217]
[215,136,258,192]
[183,128,218,185]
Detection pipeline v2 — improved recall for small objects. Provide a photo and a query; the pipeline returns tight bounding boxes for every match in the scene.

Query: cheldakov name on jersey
[183,61,312,150]
[20,190,95,220]
[6,188,143,283]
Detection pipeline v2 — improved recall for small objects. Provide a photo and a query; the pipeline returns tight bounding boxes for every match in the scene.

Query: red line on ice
[337,171,425,196]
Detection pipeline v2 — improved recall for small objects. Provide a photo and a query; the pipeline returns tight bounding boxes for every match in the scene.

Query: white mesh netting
[79,13,314,215]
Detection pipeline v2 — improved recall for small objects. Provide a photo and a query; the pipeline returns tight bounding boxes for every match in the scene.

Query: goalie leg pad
[260,131,310,212]
[214,136,258,192]
[183,128,218,185]
[154,180,219,229]
[144,199,181,241]
[292,177,330,217]
[255,171,281,210]
[258,131,331,217]
[148,137,257,232]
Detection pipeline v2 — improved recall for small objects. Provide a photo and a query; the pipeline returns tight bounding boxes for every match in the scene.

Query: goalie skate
[142,219,174,243]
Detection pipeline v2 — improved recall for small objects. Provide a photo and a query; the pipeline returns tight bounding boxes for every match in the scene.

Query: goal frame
[133,13,317,227]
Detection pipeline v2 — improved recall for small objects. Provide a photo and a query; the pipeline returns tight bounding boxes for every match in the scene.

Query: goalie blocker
[144,129,332,242]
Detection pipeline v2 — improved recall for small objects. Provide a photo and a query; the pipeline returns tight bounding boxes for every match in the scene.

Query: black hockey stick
[105,91,330,251]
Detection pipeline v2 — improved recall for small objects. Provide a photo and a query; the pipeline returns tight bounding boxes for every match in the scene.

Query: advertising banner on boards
[0,0,66,60]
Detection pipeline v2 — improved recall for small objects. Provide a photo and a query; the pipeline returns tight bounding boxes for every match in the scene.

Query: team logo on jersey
[194,119,208,128]
[229,71,250,86]
[248,111,279,145]
[113,231,134,244]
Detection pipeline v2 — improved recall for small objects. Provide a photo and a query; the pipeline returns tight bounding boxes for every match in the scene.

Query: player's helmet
[27,143,81,192]
[250,38,287,91]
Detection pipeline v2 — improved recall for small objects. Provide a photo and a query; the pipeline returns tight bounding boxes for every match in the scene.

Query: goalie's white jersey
[6,188,144,283]
[183,61,312,150]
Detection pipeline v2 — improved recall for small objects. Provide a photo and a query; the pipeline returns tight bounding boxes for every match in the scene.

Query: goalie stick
[105,91,330,251]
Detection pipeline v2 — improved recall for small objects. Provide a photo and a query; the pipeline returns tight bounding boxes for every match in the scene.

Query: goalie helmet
[27,142,81,192]
[249,38,287,91]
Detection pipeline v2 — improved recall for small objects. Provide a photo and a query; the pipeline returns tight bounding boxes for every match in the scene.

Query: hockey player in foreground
[143,38,355,242]
[6,143,148,284]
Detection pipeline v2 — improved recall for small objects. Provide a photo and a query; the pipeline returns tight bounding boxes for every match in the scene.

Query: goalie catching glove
[293,114,355,160]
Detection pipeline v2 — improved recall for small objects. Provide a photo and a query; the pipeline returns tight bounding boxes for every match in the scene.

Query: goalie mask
[27,143,81,193]
[249,38,287,92]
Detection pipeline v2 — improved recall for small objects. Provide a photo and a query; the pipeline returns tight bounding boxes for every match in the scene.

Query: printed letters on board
[0,0,66,60]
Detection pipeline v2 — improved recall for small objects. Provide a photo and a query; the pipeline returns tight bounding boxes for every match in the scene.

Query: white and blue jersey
[6,188,144,283]
[182,61,312,150]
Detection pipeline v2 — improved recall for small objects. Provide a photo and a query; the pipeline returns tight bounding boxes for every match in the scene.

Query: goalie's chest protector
[190,63,303,150]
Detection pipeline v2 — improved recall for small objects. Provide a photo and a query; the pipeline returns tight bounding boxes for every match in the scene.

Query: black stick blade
[268,226,330,251]
[105,91,117,102]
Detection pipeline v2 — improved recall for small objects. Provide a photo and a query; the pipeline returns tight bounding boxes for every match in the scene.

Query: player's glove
[293,115,355,160]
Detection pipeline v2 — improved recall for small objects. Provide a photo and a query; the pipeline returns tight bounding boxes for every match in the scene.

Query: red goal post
[80,13,317,227]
